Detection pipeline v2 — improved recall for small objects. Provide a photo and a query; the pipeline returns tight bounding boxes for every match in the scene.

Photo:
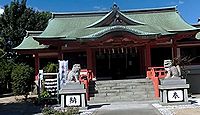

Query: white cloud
[169,1,176,5]
[33,7,43,12]
[0,8,4,15]
[93,6,107,11]
[94,6,100,9]
[168,0,184,6]
[179,0,184,4]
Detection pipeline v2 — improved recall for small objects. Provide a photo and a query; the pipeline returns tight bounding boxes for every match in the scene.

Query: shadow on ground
[0,101,42,115]
[88,103,110,109]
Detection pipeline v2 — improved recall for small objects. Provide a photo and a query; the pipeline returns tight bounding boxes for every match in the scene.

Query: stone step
[95,88,153,93]
[90,86,154,94]
[90,93,155,99]
[96,85,153,90]
[89,94,156,103]
[96,83,153,89]
[96,82,152,86]
[89,78,155,103]
[92,92,155,98]
[96,81,152,87]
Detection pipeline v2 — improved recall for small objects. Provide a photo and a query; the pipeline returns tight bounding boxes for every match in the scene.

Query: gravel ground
[152,98,200,115]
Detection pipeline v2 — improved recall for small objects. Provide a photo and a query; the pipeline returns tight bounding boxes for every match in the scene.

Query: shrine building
[14,5,200,80]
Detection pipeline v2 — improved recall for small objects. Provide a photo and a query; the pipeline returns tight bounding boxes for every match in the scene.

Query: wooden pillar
[58,46,63,60]
[145,44,151,71]
[34,53,39,80]
[177,48,181,58]
[86,48,96,76]
[172,39,177,59]
[58,52,63,60]
[139,47,145,75]
[93,50,96,76]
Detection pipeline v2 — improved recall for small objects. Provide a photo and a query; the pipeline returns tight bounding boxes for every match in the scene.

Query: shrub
[38,89,51,105]
[42,107,79,115]
[0,59,14,94]
[11,63,34,100]
[43,62,58,73]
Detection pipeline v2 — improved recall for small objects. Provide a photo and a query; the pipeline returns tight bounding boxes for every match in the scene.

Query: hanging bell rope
[121,47,124,53]
[112,48,115,53]
[125,47,128,54]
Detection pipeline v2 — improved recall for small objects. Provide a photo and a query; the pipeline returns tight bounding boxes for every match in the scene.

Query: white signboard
[39,70,43,80]
[168,90,183,102]
[66,95,81,106]
[58,60,68,85]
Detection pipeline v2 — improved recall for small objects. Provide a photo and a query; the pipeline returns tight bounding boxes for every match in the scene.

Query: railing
[146,67,167,98]
[38,72,59,101]
[79,69,94,100]
[38,69,94,101]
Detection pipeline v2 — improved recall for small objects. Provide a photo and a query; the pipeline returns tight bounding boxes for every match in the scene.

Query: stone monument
[59,64,87,108]
[159,60,190,105]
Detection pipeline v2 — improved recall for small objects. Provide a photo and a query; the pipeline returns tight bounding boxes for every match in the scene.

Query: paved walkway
[2,95,200,115]
[82,95,200,115]
[82,101,161,115]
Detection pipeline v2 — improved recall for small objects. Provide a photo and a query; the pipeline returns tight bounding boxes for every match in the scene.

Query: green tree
[43,62,58,73]
[0,59,14,94]
[0,37,5,58]
[11,63,34,100]
[0,0,51,59]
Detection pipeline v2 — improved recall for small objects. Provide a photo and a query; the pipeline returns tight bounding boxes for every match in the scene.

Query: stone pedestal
[59,83,87,108]
[159,78,190,105]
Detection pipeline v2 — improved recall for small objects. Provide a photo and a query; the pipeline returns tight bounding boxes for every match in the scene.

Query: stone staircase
[89,78,156,103]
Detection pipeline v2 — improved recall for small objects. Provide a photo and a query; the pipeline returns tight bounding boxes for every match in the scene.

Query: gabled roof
[13,31,48,50]
[192,23,200,39]
[86,4,145,28]
[34,5,197,41]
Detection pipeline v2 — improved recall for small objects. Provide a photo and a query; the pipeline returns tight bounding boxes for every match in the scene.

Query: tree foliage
[11,63,34,99]
[43,62,58,73]
[0,59,14,94]
[0,37,5,58]
[0,0,51,58]
[0,0,51,95]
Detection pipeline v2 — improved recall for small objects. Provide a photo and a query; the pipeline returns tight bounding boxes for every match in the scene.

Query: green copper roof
[66,25,160,39]
[14,31,48,50]
[35,6,197,41]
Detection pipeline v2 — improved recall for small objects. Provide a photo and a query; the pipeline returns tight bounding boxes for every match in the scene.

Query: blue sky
[0,0,200,24]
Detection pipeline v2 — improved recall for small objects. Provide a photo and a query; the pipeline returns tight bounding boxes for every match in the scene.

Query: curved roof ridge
[86,10,114,28]
[26,31,43,37]
[121,6,177,14]
[86,7,145,28]
[79,26,159,39]
[52,6,177,18]
[13,36,48,50]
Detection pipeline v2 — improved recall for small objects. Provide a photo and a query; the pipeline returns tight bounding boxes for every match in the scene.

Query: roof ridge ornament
[112,3,119,11]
